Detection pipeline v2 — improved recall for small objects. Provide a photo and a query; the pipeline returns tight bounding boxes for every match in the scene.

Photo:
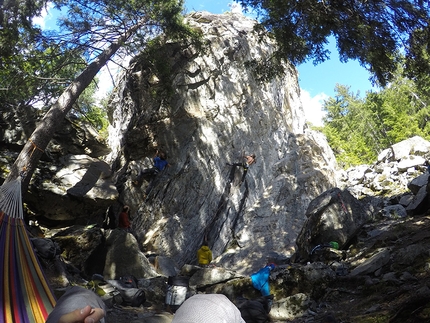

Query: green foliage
[237,0,430,87]
[0,0,86,109]
[52,0,190,55]
[405,27,430,96]
[321,69,430,168]
[0,0,46,57]
[72,80,109,137]
[0,0,192,137]
[322,86,378,167]
[0,41,85,109]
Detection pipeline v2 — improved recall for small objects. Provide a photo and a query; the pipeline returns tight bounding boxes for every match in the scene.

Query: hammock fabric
[0,178,56,323]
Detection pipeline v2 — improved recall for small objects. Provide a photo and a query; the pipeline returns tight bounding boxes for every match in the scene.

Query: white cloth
[45,286,106,323]
[172,294,246,323]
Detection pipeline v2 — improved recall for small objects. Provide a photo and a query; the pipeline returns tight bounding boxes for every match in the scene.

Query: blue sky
[35,0,378,126]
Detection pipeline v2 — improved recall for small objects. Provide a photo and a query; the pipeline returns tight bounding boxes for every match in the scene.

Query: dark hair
[123,205,130,212]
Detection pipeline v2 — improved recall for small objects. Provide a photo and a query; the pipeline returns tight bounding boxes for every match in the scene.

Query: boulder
[25,154,118,226]
[378,205,407,219]
[341,137,430,199]
[408,173,430,194]
[295,188,373,261]
[397,155,426,172]
[153,255,180,277]
[350,248,391,276]
[104,11,339,274]
[405,185,430,215]
[391,136,430,161]
[103,229,158,280]
[52,225,105,277]
[269,293,310,320]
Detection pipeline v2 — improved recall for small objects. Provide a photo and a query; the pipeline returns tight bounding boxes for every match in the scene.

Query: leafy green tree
[72,79,109,135]
[0,0,46,57]
[377,77,427,143]
[322,85,377,167]
[0,0,85,110]
[1,40,86,110]
[322,70,430,168]
[237,0,430,86]
[406,26,430,95]
[5,0,199,188]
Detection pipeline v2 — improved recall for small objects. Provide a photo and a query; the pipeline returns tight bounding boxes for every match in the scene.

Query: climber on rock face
[226,153,256,184]
[133,149,170,198]
[118,205,131,231]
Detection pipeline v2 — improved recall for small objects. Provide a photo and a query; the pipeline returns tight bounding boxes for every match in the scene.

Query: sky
[35,0,378,127]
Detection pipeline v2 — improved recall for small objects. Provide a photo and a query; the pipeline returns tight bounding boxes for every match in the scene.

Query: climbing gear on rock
[311,241,339,255]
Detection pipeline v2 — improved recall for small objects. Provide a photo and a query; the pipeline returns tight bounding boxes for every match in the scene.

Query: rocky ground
[83,211,430,323]
[288,212,430,323]
[105,303,173,323]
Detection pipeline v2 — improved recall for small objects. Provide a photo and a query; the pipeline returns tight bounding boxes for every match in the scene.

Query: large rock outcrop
[105,11,339,274]
[0,107,116,226]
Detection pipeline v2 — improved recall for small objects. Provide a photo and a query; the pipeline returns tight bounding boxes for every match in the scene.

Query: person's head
[123,205,129,213]
[159,151,166,160]
[202,241,208,247]
[251,153,256,159]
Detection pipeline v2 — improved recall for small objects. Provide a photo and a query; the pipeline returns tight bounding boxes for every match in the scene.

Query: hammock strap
[0,178,23,219]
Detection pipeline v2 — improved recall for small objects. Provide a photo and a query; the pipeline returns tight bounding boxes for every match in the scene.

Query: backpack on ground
[119,275,138,288]
[119,287,146,307]
[237,296,272,323]
[31,238,61,259]
[107,278,146,307]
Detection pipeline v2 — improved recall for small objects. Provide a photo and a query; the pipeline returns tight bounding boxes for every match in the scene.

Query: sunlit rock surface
[106,11,338,274]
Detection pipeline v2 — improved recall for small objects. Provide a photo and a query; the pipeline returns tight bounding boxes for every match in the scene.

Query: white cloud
[94,55,132,102]
[32,3,55,29]
[300,89,329,127]
[229,2,243,14]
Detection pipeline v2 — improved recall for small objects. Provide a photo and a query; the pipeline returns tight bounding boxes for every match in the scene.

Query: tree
[4,0,199,189]
[321,70,430,168]
[0,1,85,110]
[237,0,430,87]
[0,0,46,58]
[322,85,378,167]
[67,76,105,129]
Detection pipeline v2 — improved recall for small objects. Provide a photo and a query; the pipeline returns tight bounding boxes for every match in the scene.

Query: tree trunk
[5,21,143,191]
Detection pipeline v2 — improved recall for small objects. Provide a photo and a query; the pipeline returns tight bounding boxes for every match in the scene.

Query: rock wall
[106,11,339,274]
[0,107,115,226]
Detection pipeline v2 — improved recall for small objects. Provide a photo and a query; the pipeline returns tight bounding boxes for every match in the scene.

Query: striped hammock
[0,178,56,323]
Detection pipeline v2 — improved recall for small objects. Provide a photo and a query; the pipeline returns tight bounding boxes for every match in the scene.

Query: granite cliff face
[105,11,339,274]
